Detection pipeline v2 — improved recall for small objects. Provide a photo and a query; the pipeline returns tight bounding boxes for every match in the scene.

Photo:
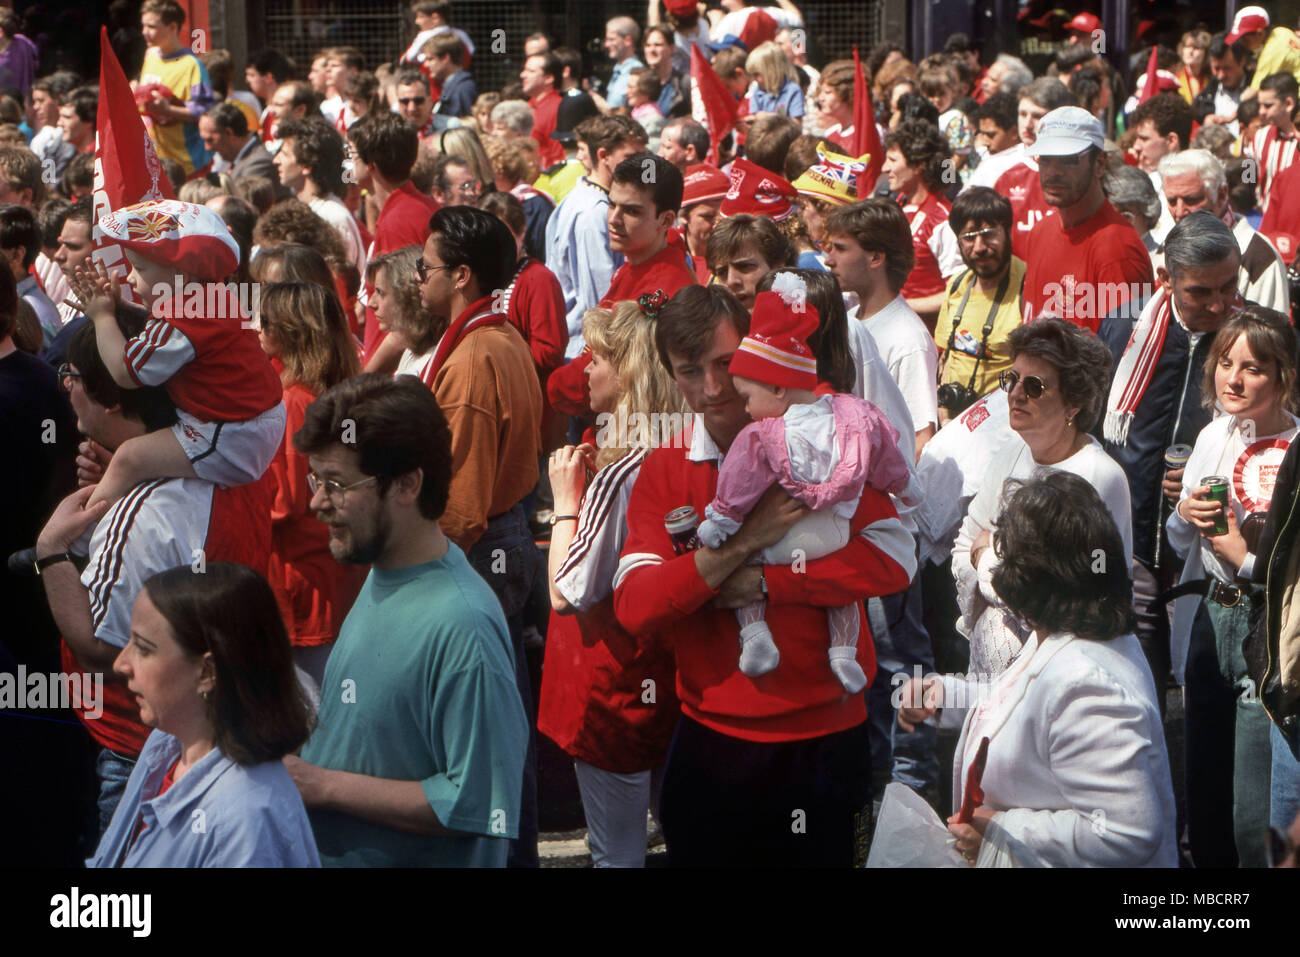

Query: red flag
[92,26,173,298]
[851,47,883,199]
[1137,45,1159,105]
[691,43,739,166]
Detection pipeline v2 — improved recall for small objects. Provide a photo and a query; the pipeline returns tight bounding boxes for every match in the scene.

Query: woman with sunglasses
[1166,306,1300,868]
[951,316,1131,675]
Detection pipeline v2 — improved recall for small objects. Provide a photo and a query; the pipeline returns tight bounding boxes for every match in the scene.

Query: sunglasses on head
[999,369,1049,399]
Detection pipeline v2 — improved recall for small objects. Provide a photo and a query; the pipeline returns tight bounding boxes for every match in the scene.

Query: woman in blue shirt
[90,563,320,867]
[745,40,805,119]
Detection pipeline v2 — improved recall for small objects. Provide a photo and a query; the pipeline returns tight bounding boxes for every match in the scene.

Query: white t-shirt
[710,7,802,41]
[395,347,434,382]
[963,142,1025,192]
[850,295,940,433]
[309,194,367,276]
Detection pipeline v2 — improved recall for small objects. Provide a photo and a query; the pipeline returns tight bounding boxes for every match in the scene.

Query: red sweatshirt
[547,238,697,415]
[612,419,914,742]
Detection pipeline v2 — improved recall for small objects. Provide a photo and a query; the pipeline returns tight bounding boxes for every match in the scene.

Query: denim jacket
[89,730,320,868]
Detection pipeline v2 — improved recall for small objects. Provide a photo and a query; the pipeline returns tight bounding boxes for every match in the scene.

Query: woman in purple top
[0,10,38,101]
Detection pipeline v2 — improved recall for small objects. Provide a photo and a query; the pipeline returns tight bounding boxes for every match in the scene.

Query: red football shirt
[994,159,1051,261]
[362,181,441,360]
[1021,199,1154,332]
[899,191,954,301]
[529,90,565,169]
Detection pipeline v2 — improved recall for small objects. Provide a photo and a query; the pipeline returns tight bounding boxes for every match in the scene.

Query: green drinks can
[1202,475,1230,536]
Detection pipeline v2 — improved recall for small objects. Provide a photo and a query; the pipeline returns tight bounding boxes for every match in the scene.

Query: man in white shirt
[963,92,1020,191]
[273,117,367,277]
[400,0,476,67]
[1156,149,1290,315]
[544,114,645,355]
[824,198,939,457]
[319,46,363,127]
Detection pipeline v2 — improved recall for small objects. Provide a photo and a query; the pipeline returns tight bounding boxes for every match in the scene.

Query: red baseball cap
[1065,12,1101,35]
[664,0,698,17]
[681,163,730,206]
[1227,6,1270,46]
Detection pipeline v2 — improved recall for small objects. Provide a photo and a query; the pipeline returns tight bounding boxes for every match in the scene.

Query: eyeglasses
[999,369,1049,399]
[398,97,428,106]
[306,471,379,501]
[415,259,454,282]
[958,227,1001,244]
[454,181,480,194]
[57,363,81,385]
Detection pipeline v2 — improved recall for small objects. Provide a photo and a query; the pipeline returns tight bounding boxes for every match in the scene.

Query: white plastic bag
[866,782,970,868]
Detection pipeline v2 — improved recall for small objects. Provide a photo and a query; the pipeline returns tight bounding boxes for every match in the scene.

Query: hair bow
[638,289,668,319]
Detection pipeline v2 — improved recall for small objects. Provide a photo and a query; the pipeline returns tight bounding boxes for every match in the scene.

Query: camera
[937,381,978,416]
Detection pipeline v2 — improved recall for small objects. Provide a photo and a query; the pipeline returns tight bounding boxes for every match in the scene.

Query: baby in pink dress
[698,274,911,692]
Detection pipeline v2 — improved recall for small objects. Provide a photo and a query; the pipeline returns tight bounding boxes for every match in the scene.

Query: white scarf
[1104,287,1172,447]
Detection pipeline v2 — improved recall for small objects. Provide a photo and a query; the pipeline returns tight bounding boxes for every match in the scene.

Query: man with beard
[287,374,528,867]
[933,187,1024,422]
[406,204,542,866]
[1021,107,1153,331]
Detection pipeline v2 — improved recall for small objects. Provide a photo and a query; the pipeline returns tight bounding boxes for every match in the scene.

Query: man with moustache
[933,187,1025,420]
[287,373,528,867]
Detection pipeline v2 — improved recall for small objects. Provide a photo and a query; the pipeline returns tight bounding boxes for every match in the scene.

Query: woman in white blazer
[900,471,1178,867]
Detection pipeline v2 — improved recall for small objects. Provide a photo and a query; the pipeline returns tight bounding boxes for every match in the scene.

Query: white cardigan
[938,631,1178,867]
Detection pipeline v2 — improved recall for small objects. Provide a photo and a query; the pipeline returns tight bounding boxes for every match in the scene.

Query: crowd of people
[3,0,1300,869]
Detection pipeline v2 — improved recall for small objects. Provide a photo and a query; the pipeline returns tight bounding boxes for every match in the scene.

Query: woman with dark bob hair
[89,564,320,867]
[900,471,1177,867]
[951,316,1131,675]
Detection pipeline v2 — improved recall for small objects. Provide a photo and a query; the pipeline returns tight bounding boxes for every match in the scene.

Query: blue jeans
[96,748,136,839]
[466,502,542,868]
[865,569,938,796]
[1272,722,1300,834]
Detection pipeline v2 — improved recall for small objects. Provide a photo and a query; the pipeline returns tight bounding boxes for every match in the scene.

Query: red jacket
[612,420,914,742]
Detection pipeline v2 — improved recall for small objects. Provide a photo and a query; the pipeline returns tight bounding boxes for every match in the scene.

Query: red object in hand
[956,736,990,824]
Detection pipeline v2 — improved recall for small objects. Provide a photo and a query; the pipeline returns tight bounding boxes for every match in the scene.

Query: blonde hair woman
[537,296,690,867]
[435,125,494,192]
[746,40,804,120]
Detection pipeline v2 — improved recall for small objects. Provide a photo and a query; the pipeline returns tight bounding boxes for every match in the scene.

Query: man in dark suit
[199,102,281,192]
[428,33,477,120]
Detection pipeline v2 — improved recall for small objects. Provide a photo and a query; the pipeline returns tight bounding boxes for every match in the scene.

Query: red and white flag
[691,44,739,166]
[1137,45,1159,105]
[852,46,883,198]
[92,26,174,298]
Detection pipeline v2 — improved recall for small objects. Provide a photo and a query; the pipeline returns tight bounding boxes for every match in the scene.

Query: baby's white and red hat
[729,272,820,390]
[720,157,798,221]
[97,199,239,281]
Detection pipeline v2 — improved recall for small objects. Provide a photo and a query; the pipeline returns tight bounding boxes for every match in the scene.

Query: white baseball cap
[1029,107,1105,157]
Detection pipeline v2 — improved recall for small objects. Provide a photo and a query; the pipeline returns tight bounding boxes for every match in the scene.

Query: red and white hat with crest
[720,157,798,221]
[97,199,240,281]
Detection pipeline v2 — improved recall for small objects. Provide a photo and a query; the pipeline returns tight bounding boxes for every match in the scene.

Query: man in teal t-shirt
[285,374,527,867]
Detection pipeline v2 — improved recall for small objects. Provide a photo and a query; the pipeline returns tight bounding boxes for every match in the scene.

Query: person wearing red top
[612,284,915,866]
[548,154,696,415]
[522,52,565,168]
[1021,107,1154,332]
[37,318,274,837]
[1245,73,1300,215]
[883,120,963,330]
[256,281,366,688]
[348,113,441,367]
[991,77,1077,259]
[1259,159,1300,248]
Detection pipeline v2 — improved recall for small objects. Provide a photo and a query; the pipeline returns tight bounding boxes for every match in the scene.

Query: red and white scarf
[418,295,506,387]
[1104,286,1172,446]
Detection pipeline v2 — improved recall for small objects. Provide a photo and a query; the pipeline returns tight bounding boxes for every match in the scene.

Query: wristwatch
[549,514,579,526]
[34,551,75,575]
[759,567,768,595]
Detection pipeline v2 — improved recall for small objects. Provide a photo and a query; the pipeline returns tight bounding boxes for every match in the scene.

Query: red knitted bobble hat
[728,272,821,390]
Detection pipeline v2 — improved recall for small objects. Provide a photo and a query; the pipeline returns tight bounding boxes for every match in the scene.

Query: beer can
[664,505,701,556]
[1202,475,1230,536]
[1165,444,1193,471]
